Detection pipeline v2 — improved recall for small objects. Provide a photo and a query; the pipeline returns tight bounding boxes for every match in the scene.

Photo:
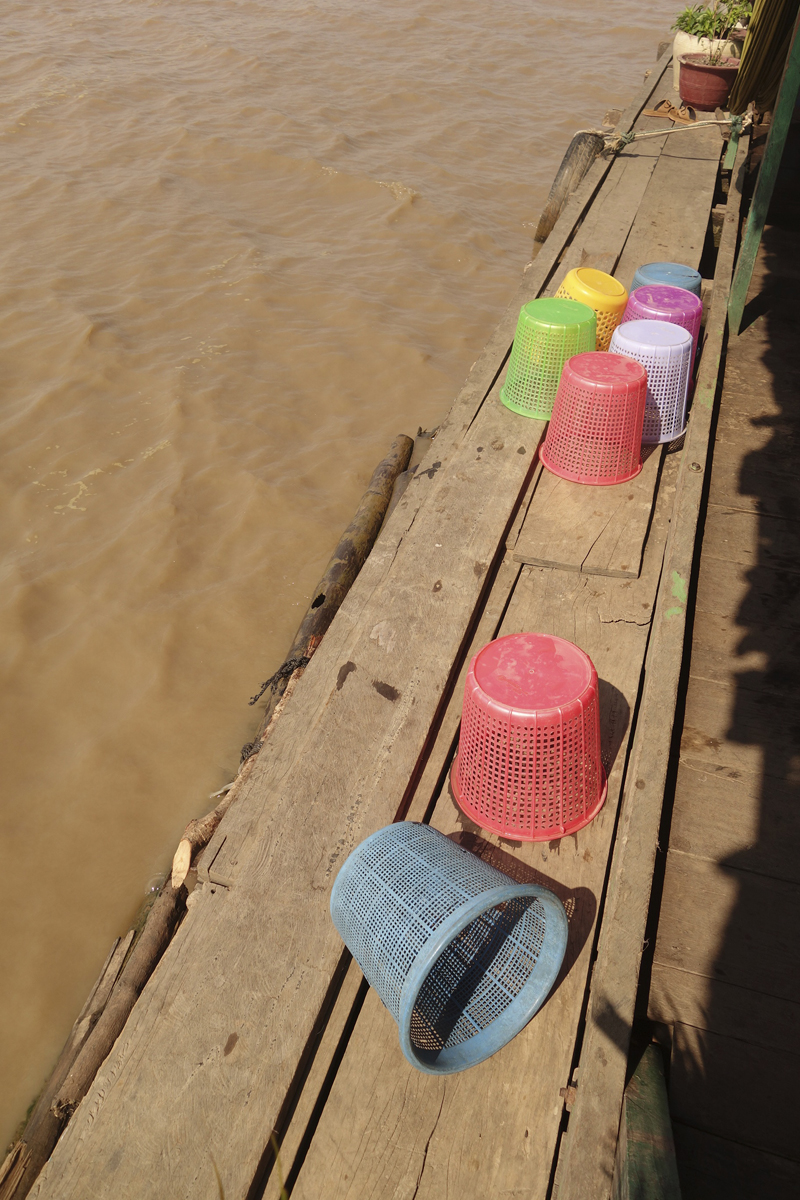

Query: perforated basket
[330,821,568,1074]
[631,261,702,297]
[540,351,647,485]
[500,297,596,420]
[554,267,628,352]
[623,284,703,375]
[451,633,607,841]
[609,319,693,444]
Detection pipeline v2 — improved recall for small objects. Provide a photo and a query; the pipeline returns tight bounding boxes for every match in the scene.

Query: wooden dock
[6,45,773,1200]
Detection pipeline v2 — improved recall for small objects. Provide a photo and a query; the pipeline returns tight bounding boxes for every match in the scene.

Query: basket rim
[397,880,568,1074]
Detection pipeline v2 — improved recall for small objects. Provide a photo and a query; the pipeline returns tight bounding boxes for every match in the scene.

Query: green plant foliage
[673,2,751,39]
[673,1,751,63]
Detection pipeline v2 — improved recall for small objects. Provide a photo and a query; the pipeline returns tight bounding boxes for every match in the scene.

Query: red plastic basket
[451,633,607,841]
[539,352,647,485]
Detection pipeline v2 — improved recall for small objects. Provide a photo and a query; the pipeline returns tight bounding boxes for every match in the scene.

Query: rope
[605,111,752,155]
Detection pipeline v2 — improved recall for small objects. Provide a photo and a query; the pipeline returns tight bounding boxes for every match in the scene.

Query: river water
[0,0,677,1146]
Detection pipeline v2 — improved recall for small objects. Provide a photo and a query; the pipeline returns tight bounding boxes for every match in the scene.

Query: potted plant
[673,2,751,110]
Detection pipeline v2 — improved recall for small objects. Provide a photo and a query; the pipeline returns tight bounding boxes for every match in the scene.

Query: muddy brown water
[0,0,677,1146]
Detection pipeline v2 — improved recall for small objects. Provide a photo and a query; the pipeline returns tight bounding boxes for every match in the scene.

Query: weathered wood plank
[688,633,800,697]
[700,502,800,574]
[648,961,800,1051]
[653,850,800,1001]
[706,452,800,521]
[694,552,800,630]
[511,447,663,578]
[669,1023,800,1160]
[668,759,800,885]
[555,129,750,1200]
[673,1121,800,1200]
[614,151,720,291]
[680,672,797,778]
[288,455,680,1200]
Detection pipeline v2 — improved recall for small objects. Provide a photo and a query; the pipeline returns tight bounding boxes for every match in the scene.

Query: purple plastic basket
[622,284,703,375]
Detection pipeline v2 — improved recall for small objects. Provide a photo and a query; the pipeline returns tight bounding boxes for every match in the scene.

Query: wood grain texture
[679,672,799,778]
[652,850,800,1001]
[669,1022,800,1160]
[694,551,800,630]
[648,961,800,1051]
[287,456,680,1200]
[555,130,750,1200]
[512,448,662,578]
[614,148,720,291]
[668,759,800,885]
[673,1121,800,1200]
[701,502,800,573]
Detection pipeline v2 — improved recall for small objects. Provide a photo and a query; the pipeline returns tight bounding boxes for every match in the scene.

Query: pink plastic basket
[539,352,647,485]
[451,633,607,842]
[622,284,703,375]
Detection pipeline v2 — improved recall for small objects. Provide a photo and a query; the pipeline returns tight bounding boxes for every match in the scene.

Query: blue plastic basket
[330,822,568,1074]
[631,261,702,297]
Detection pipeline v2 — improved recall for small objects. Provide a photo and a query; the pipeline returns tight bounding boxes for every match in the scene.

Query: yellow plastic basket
[555,268,628,352]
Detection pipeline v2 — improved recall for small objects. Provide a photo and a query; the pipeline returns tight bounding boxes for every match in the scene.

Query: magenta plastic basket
[540,351,647,485]
[451,633,607,842]
[622,284,703,375]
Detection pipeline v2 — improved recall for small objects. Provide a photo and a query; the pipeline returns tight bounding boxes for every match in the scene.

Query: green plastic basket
[501,298,596,419]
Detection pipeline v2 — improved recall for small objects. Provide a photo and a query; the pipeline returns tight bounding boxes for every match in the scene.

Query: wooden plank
[729,15,800,334]
[703,452,800,522]
[259,547,527,1200]
[669,1023,800,1160]
[668,759,800,885]
[688,631,800,698]
[648,961,800,1051]
[511,447,663,578]
[260,958,367,1200]
[287,455,680,1200]
[701,502,800,574]
[611,1045,680,1200]
[694,552,800,631]
[673,1121,800,1200]
[614,152,719,291]
[653,851,800,1002]
[555,129,751,1200]
[680,672,797,779]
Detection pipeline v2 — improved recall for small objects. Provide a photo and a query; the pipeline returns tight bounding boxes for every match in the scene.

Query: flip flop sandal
[642,99,698,125]
[642,99,675,119]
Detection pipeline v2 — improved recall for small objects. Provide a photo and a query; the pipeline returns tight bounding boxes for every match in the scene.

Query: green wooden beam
[612,1044,682,1200]
[728,13,800,334]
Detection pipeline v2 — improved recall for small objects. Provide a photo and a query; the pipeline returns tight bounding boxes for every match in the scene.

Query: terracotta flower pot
[679,53,740,111]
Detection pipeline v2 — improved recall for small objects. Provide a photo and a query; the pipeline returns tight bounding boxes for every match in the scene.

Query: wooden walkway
[648,144,800,1199]
[18,50,745,1200]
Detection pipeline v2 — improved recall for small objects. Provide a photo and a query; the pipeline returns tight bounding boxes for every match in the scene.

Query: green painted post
[611,1044,682,1200]
[728,14,800,334]
[723,125,740,170]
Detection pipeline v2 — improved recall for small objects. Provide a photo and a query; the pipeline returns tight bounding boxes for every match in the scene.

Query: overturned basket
[330,822,568,1074]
